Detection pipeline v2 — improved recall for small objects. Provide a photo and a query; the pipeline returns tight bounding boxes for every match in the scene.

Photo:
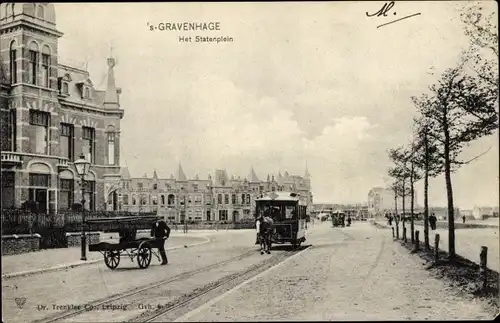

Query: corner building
[0,3,124,213]
[119,165,314,222]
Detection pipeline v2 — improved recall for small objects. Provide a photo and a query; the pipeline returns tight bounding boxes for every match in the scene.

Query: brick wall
[1,234,41,255]
[66,232,100,247]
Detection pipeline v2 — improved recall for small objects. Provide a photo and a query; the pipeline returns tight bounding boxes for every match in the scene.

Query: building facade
[367,187,417,216]
[119,165,313,222]
[0,3,124,214]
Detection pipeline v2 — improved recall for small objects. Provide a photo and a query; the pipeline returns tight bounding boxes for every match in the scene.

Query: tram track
[132,245,311,322]
[33,249,258,323]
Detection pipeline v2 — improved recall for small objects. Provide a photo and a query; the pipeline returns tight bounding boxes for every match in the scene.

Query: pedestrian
[255,214,262,245]
[151,218,171,265]
[429,213,437,230]
[462,215,466,224]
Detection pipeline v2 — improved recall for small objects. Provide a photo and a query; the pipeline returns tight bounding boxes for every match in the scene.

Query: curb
[1,236,211,280]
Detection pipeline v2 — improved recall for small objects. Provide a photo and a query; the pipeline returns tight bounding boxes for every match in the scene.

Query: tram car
[331,210,346,227]
[255,191,307,248]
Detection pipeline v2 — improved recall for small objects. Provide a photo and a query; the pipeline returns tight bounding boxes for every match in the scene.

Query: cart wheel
[137,246,152,269]
[104,250,120,269]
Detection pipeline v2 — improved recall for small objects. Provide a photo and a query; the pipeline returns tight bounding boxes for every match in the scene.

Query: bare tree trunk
[394,189,399,239]
[410,161,415,243]
[402,177,406,230]
[443,116,456,259]
[424,131,430,250]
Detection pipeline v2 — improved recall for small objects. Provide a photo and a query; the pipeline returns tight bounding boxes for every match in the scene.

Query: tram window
[285,206,294,219]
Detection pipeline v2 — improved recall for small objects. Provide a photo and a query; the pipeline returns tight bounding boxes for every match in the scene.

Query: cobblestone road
[178,222,495,321]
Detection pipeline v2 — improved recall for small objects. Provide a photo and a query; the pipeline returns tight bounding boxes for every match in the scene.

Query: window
[9,109,16,151]
[161,195,165,205]
[60,123,74,161]
[62,82,69,95]
[59,179,73,210]
[132,195,136,205]
[241,194,245,205]
[9,45,17,84]
[84,87,91,99]
[152,195,158,205]
[231,194,236,204]
[153,183,157,190]
[29,49,38,85]
[106,131,116,165]
[141,195,148,205]
[193,184,198,192]
[224,194,229,205]
[218,210,228,221]
[217,194,222,204]
[83,180,95,211]
[1,171,15,208]
[41,54,50,87]
[82,127,95,163]
[37,5,44,19]
[167,194,175,205]
[206,210,211,221]
[137,183,143,189]
[188,195,192,204]
[246,194,251,205]
[122,194,129,205]
[29,110,49,154]
[194,195,202,205]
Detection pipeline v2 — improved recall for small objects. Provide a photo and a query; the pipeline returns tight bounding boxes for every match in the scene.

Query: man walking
[151,218,171,265]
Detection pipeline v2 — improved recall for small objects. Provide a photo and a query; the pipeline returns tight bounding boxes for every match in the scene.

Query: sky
[54,1,499,208]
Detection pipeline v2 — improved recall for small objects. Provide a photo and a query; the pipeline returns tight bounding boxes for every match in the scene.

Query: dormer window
[58,73,71,96]
[77,78,93,99]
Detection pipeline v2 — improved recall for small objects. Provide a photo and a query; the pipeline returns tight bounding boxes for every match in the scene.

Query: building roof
[177,164,187,181]
[247,166,260,182]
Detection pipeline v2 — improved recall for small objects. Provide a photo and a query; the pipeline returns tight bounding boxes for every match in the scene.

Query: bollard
[396,224,400,240]
[392,227,395,238]
[480,246,488,289]
[415,230,420,251]
[403,227,407,243]
[434,234,440,263]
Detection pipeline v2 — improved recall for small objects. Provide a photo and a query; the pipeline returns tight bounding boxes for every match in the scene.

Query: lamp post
[74,153,91,261]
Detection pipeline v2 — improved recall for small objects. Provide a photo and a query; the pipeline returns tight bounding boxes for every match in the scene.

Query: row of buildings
[0,3,314,223]
[119,166,313,222]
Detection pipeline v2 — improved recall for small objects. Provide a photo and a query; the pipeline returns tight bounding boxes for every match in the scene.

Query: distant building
[0,4,124,213]
[367,187,417,216]
[472,206,500,220]
[119,165,313,222]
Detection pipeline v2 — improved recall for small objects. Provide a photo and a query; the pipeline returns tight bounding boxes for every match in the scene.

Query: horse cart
[86,216,164,270]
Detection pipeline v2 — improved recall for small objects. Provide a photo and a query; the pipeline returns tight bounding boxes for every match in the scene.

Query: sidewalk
[372,219,499,272]
[1,234,209,278]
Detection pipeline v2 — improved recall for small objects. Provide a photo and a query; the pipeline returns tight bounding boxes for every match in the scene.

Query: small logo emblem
[15,297,27,309]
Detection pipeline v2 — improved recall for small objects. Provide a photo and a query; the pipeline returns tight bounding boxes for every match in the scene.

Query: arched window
[9,40,17,84]
[161,195,165,205]
[167,194,175,205]
[41,45,51,88]
[241,194,245,205]
[246,194,251,205]
[132,195,136,205]
[107,132,115,165]
[37,5,44,19]
[28,42,39,85]
[152,195,158,205]
[217,194,222,204]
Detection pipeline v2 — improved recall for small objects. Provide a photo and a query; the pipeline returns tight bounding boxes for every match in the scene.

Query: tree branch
[456,146,492,165]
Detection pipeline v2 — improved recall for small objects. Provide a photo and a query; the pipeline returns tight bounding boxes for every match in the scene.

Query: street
[2,222,495,322]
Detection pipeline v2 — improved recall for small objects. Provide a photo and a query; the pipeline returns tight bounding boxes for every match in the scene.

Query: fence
[1,209,152,235]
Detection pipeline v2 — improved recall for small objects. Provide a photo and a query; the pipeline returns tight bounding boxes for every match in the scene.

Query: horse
[258,216,274,255]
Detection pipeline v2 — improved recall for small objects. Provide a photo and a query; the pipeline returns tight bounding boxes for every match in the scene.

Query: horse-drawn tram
[255,191,307,248]
[86,215,164,270]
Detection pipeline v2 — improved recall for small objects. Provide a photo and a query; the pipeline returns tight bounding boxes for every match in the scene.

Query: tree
[388,148,412,230]
[460,3,499,93]
[416,66,498,258]
[411,113,444,250]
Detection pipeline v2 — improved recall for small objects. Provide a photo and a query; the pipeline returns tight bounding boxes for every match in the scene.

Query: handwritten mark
[15,297,27,309]
[366,2,421,29]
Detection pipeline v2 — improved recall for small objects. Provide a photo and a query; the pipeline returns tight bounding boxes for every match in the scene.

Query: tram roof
[255,191,301,202]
